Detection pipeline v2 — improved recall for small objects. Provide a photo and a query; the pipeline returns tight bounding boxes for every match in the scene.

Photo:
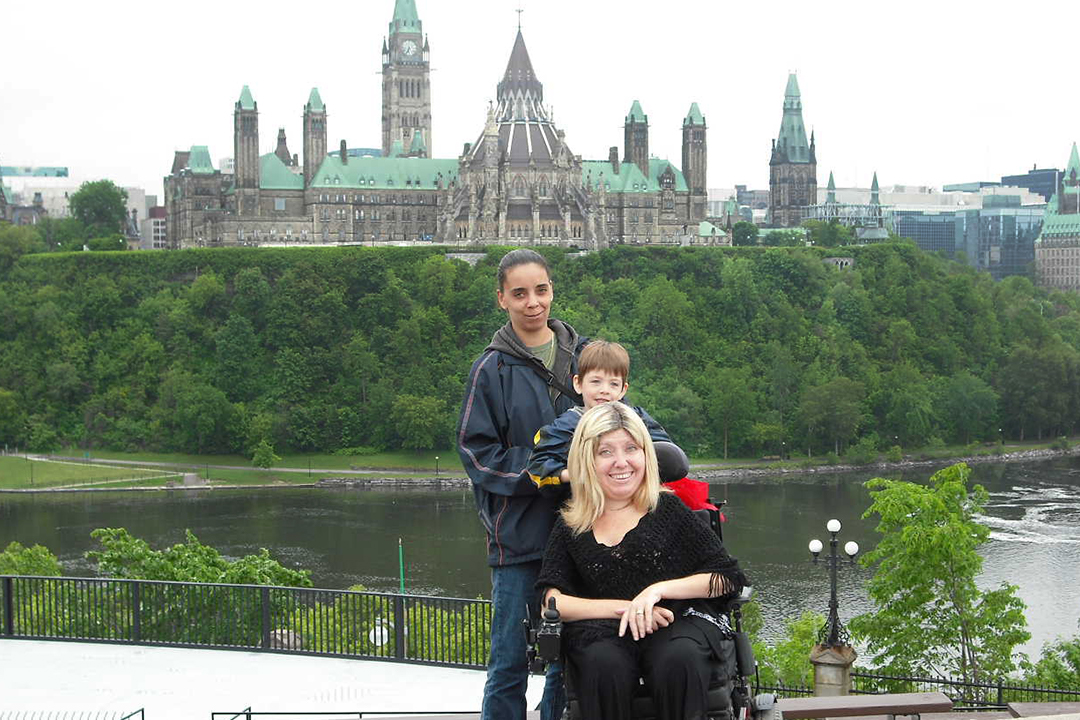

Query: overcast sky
[5,0,1077,201]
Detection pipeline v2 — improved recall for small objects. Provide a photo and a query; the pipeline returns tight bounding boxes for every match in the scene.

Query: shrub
[845,436,878,465]
[886,445,903,463]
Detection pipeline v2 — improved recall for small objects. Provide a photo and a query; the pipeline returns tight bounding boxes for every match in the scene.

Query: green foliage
[251,439,280,469]
[850,463,1029,683]
[886,445,903,463]
[753,610,826,688]
[0,541,63,576]
[87,528,311,586]
[68,180,129,239]
[731,221,758,246]
[0,224,47,272]
[803,220,854,248]
[844,435,879,464]
[1021,634,1080,690]
[2,244,1080,456]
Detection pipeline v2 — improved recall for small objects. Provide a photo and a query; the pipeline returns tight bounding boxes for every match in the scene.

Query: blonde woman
[537,402,747,720]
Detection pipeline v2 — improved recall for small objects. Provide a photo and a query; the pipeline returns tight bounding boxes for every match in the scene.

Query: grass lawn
[56,447,449,471]
[0,456,177,489]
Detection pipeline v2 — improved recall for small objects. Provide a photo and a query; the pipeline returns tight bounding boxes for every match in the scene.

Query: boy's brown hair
[577,340,630,382]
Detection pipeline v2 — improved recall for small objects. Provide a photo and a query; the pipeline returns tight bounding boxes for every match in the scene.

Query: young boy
[528,340,672,493]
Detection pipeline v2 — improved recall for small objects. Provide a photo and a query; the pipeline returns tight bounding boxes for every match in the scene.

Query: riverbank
[3,443,1077,493]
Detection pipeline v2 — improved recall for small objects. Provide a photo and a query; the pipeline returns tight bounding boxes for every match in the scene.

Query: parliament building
[164,0,711,250]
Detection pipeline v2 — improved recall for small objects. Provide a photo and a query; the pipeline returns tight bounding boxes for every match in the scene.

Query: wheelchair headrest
[655,441,690,484]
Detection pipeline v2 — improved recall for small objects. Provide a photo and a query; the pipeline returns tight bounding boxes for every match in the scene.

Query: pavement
[0,639,544,719]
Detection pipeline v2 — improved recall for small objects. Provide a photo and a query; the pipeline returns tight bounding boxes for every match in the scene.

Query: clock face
[402,40,418,56]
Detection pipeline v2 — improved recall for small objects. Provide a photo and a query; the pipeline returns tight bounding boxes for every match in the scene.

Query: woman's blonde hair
[561,401,661,535]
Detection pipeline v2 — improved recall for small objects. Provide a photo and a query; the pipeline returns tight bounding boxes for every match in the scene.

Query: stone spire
[773,73,811,163]
[390,0,421,36]
[274,128,293,166]
[496,30,546,122]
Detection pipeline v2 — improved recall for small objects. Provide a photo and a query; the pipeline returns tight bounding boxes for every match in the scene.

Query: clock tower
[382,0,431,158]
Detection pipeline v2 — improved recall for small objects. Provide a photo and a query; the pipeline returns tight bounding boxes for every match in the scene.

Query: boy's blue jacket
[528,404,672,494]
[457,319,587,567]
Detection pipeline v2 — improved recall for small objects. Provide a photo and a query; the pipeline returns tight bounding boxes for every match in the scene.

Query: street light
[435,456,440,476]
[808,518,860,647]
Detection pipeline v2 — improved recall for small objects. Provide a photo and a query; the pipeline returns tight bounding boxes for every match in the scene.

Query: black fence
[852,670,1080,710]
[0,575,491,669]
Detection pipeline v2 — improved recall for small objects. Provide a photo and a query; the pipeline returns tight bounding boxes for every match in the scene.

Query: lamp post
[435,456,440,477]
[808,518,859,647]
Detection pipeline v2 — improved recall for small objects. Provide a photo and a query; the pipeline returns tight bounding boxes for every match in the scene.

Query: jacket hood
[485,319,579,361]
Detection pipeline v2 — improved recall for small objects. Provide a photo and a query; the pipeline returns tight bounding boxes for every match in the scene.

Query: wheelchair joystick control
[535,596,562,664]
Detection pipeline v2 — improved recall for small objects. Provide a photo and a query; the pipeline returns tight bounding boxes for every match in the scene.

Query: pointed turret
[1067,142,1080,185]
[870,172,880,205]
[769,73,818,228]
[683,102,705,127]
[389,0,421,36]
[409,128,427,156]
[682,102,708,205]
[496,30,545,122]
[303,88,327,188]
[274,128,293,166]
[773,73,811,163]
[625,100,649,177]
[826,171,837,203]
[238,85,256,111]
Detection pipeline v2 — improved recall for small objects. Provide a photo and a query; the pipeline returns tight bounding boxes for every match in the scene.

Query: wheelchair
[525,501,774,720]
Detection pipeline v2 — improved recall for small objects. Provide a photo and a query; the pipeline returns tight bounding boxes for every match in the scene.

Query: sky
[4,0,1078,202]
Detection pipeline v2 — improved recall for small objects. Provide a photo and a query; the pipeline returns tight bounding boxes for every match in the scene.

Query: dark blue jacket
[528,404,672,497]
[457,319,587,567]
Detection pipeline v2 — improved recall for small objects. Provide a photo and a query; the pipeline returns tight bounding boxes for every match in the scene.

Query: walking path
[0,639,541,719]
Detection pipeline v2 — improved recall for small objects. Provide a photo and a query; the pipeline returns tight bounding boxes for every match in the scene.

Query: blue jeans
[483,561,565,720]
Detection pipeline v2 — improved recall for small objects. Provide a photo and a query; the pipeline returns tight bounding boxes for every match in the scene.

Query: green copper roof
[581,158,688,194]
[683,103,705,126]
[238,86,255,110]
[188,146,216,175]
[626,100,647,124]
[390,0,422,35]
[260,153,304,190]
[785,73,801,99]
[1068,142,1080,174]
[1,185,13,204]
[310,154,459,190]
[388,140,405,158]
[307,88,324,112]
[409,129,427,154]
[774,73,811,164]
[698,221,724,237]
[826,171,836,203]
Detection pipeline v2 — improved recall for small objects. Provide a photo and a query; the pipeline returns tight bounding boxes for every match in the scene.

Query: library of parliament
[164,0,715,250]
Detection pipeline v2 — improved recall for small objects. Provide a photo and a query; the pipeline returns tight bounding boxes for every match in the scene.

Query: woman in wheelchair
[536,401,749,720]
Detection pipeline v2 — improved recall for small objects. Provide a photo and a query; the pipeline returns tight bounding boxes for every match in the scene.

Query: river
[1,457,1077,659]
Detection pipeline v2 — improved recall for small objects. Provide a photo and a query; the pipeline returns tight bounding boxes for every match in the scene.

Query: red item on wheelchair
[662,477,723,517]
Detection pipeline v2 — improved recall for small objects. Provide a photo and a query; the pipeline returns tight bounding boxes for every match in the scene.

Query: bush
[0,541,62,576]
[886,445,903,463]
[845,436,879,465]
[1051,436,1071,451]
[334,446,382,457]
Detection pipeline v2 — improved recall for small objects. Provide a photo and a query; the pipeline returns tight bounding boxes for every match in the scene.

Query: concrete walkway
[0,639,543,719]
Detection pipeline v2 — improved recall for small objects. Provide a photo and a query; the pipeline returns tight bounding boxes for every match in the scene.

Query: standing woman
[457,249,587,720]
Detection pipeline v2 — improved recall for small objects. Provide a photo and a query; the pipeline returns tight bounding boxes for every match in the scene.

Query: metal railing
[851,671,1080,710]
[1,575,490,669]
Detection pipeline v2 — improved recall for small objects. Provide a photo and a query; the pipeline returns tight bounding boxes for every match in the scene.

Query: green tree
[1022,634,1080,690]
[68,180,129,239]
[0,388,26,446]
[754,610,825,688]
[939,371,998,444]
[703,366,756,458]
[251,439,280,470]
[732,221,759,246]
[0,541,63,576]
[0,224,46,271]
[799,377,865,455]
[391,394,447,452]
[850,463,1029,683]
[87,528,311,586]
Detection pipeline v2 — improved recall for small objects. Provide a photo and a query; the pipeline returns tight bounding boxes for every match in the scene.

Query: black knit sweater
[536,492,748,651]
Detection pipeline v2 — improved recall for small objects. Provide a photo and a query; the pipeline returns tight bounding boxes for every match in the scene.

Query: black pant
[567,623,715,720]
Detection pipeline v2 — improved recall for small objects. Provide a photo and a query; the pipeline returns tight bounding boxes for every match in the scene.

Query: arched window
[513,176,526,198]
